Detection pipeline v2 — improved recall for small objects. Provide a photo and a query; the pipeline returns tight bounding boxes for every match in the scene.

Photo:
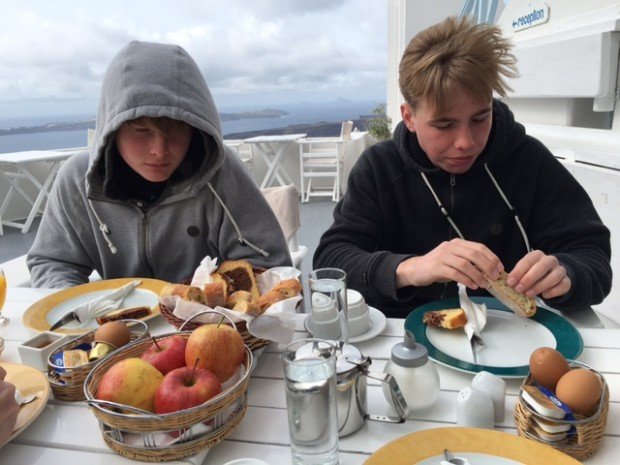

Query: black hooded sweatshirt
[314,100,612,318]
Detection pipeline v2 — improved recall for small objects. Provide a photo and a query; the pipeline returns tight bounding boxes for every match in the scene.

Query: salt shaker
[457,386,494,429]
[472,370,506,422]
[382,330,440,416]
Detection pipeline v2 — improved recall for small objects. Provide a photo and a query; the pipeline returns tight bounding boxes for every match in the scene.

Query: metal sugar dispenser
[334,343,408,437]
[382,330,440,416]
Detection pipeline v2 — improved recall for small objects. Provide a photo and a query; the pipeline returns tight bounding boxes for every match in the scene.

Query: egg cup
[45,319,149,402]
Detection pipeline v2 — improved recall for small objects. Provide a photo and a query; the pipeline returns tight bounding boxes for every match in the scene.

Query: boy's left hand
[507,250,571,299]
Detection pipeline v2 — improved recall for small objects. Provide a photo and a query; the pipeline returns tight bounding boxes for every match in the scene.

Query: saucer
[304,306,387,343]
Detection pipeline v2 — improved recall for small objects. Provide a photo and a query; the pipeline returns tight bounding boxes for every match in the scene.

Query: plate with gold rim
[1,362,51,442]
[364,427,580,464]
[405,297,582,378]
[23,277,167,334]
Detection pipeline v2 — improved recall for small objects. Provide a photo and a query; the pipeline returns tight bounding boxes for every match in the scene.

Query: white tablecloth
[0,287,619,464]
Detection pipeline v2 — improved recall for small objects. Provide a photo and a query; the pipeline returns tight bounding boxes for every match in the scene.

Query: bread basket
[46,319,149,402]
[514,361,609,461]
[83,317,253,462]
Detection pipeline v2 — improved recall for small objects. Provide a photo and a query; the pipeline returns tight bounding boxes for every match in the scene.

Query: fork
[470,334,486,365]
[441,449,471,465]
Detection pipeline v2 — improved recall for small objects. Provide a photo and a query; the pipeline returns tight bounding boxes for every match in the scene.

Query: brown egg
[94,321,131,349]
[556,368,602,416]
[529,347,570,391]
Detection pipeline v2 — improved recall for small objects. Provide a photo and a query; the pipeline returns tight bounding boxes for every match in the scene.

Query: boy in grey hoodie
[27,41,291,288]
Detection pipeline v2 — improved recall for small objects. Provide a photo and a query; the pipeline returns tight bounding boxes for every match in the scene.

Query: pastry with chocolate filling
[96,306,152,324]
[422,308,467,329]
[215,260,260,301]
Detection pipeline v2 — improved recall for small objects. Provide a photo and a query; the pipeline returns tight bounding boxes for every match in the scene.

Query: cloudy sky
[0,0,387,121]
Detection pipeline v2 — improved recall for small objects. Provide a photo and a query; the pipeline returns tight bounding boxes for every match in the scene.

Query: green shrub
[367,104,392,141]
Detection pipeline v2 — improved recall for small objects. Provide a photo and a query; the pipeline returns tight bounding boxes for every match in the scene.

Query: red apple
[154,365,222,414]
[96,358,163,412]
[141,336,187,375]
[185,324,245,382]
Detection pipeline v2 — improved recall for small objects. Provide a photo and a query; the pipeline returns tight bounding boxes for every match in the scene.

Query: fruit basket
[46,319,149,401]
[83,329,253,462]
[514,361,609,461]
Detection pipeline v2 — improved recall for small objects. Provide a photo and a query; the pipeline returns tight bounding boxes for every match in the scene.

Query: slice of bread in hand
[484,271,537,317]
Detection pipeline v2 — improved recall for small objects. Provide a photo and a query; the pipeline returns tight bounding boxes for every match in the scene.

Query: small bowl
[18,331,71,371]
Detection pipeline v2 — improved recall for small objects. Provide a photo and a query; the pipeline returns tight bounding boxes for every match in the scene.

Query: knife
[49,311,81,331]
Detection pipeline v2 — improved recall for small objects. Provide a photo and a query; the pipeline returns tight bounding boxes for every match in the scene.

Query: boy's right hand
[396,238,504,290]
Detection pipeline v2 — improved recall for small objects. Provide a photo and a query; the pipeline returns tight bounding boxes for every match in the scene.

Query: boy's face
[115,119,192,182]
[401,88,493,174]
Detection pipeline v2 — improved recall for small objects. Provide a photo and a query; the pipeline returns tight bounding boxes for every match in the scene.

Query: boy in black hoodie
[314,16,611,318]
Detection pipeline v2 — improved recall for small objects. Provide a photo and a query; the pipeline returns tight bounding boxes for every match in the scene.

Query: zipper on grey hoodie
[135,201,155,277]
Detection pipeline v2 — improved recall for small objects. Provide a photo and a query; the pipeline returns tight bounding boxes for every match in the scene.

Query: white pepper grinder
[382,330,440,416]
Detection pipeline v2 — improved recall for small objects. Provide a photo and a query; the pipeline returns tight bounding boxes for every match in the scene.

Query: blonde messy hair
[399,16,518,115]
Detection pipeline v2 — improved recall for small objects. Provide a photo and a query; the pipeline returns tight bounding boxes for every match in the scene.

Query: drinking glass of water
[0,269,8,325]
[282,338,339,465]
[308,268,348,342]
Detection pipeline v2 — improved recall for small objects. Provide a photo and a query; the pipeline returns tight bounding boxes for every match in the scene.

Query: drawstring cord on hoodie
[207,182,270,257]
[88,185,271,258]
[88,199,118,254]
[419,163,532,253]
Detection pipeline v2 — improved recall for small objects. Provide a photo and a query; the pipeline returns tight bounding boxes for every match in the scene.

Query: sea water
[284,359,339,465]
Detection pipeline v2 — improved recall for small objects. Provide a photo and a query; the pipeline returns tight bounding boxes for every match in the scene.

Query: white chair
[224,139,253,171]
[297,120,353,202]
[261,184,307,269]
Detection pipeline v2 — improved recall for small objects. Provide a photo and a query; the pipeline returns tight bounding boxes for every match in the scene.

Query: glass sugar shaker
[382,330,440,416]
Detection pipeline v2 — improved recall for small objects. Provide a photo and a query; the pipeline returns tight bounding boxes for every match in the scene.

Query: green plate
[405,297,583,378]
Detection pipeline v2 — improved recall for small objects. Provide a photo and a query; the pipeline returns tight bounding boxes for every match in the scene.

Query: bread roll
[258,278,302,312]
[226,290,252,308]
[160,284,206,304]
[203,282,227,308]
[232,300,261,316]
[484,271,537,317]
[96,306,152,325]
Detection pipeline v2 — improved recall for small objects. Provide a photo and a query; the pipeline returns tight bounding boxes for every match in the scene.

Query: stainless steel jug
[335,343,408,437]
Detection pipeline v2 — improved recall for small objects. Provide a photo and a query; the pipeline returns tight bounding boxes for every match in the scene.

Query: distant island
[0,109,374,140]
[0,109,290,136]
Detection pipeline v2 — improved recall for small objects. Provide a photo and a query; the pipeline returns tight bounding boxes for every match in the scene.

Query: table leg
[257,142,294,188]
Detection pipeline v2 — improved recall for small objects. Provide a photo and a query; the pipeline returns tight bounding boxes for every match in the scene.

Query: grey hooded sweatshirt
[27,41,291,288]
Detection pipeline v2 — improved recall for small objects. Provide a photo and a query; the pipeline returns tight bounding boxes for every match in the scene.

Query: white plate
[417,452,523,465]
[23,278,166,334]
[405,297,582,378]
[304,306,387,343]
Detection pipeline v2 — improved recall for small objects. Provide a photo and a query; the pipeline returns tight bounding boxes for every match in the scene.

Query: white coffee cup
[342,289,370,338]
[472,370,506,422]
[311,293,341,340]
[456,386,494,429]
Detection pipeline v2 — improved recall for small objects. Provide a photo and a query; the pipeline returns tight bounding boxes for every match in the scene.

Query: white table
[0,149,82,234]
[1,287,619,464]
[244,134,306,188]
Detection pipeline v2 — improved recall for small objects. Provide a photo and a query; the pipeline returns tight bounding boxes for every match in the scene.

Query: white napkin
[458,283,487,345]
[73,279,141,326]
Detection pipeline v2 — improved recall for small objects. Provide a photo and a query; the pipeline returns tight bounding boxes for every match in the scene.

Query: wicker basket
[514,361,609,461]
[83,330,253,462]
[159,303,272,352]
[46,319,149,401]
